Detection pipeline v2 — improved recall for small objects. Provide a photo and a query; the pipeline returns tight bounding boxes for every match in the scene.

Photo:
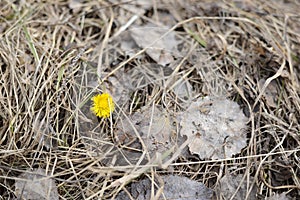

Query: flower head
[91,93,115,118]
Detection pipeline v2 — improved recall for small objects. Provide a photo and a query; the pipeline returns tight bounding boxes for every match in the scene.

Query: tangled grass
[0,0,300,199]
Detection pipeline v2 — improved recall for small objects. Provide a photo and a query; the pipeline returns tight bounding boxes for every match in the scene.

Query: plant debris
[129,23,180,66]
[115,105,176,164]
[116,175,213,200]
[1,0,300,199]
[15,168,59,200]
[218,174,257,200]
[180,96,248,159]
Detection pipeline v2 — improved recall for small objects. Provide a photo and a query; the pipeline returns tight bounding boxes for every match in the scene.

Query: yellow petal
[91,93,115,118]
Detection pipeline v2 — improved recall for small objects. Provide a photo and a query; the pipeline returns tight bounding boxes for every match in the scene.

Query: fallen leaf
[15,168,59,200]
[130,23,179,66]
[218,174,257,200]
[109,0,152,16]
[106,73,133,106]
[32,110,57,151]
[116,175,213,200]
[173,79,194,102]
[106,62,172,106]
[266,192,292,200]
[119,32,140,58]
[68,0,83,10]
[115,105,176,162]
[258,78,279,108]
[180,96,248,159]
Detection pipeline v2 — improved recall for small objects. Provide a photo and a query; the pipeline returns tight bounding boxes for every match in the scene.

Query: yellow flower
[91,93,115,118]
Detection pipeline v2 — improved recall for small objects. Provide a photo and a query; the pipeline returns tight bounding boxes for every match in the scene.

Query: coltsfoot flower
[91,93,115,118]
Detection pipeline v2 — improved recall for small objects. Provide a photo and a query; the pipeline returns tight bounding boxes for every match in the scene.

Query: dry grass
[1,0,300,199]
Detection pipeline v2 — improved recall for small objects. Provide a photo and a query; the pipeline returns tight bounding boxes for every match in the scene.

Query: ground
[0,0,300,199]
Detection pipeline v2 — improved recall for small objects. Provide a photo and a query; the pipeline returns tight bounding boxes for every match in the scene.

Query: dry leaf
[106,73,133,106]
[266,192,292,200]
[173,79,194,102]
[15,168,59,200]
[109,0,152,16]
[116,175,213,200]
[130,23,179,66]
[68,0,83,10]
[32,110,57,151]
[115,105,175,160]
[107,63,171,106]
[119,32,140,57]
[218,174,257,200]
[258,78,278,108]
[180,96,247,159]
